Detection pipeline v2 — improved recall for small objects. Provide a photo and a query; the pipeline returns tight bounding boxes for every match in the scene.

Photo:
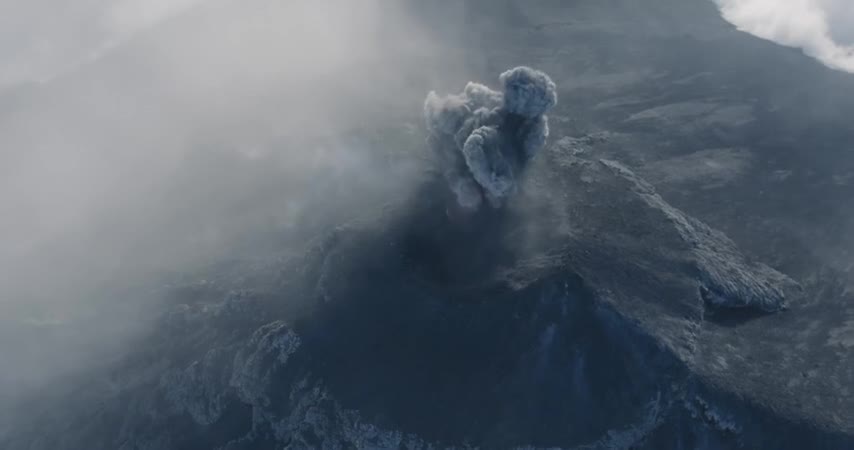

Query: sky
[715,0,854,73]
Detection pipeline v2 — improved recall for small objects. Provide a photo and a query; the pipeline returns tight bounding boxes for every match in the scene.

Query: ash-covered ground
[2,1,854,449]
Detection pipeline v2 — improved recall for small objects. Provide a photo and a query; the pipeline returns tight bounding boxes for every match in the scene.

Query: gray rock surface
[3,139,846,449]
[3,0,854,449]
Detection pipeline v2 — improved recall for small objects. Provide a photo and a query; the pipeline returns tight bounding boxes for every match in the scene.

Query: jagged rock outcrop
[3,0,854,448]
[598,158,798,313]
[3,136,841,450]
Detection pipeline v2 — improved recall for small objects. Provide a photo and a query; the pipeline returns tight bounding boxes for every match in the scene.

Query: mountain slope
[3,0,854,448]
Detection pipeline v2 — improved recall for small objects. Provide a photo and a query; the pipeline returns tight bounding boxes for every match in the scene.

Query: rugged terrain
[3,0,854,449]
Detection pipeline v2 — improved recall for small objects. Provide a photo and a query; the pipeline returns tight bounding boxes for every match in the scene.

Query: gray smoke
[424,67,557,210]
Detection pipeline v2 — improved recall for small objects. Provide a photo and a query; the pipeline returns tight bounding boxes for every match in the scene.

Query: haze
[0,0,467,398]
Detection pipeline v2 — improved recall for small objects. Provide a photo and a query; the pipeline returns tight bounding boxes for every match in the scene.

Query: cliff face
[4,0,854,448]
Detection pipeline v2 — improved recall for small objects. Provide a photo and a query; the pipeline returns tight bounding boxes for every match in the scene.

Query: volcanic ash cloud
[424,67,558,211]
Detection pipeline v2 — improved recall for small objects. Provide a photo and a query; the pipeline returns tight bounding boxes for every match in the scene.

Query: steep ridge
[4,0,854,448]
[4,139,844,449]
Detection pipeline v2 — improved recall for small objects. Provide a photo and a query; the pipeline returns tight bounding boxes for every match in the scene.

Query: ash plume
[424,67,557,210]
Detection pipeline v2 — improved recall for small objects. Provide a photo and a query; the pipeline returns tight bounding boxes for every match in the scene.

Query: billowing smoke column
[424,67,557,211]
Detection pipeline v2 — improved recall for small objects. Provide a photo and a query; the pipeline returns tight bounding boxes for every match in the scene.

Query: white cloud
[715,0,854,73]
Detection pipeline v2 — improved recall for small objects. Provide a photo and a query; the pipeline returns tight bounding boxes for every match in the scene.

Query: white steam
[0,0,462,398]
[715,0,854,73]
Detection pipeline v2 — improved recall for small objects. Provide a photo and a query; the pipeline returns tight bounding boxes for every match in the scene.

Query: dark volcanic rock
[3,142,844,449]
[4,0,854,449]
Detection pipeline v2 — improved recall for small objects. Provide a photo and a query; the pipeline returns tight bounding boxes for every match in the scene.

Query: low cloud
[715,0,854,73]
